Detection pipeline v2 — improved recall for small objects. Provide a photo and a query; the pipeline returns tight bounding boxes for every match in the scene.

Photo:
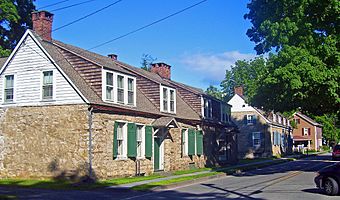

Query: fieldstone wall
[231,111,273,159]
[91,114,205,179]
[0,105,89,179]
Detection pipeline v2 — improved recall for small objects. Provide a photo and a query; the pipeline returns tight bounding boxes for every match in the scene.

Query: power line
[50,0,97,12]
[52,0,123,33]
[88,0,208,50]
[38,0,70,10]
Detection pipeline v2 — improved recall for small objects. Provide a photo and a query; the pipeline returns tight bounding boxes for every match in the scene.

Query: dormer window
[273,114,277,122]
[103,69,136,106]
[221,103,230,123]
[278,116,282,124]
[160,85,176,113]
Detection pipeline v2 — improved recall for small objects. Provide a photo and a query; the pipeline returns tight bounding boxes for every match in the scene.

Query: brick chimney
[108,54,118,61]
[150,62,171,79]
[234,86,244,97]
[32,11,54,41]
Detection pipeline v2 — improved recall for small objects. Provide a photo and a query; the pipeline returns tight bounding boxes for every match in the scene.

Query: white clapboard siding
[0,34,84,107]
[228,94,255,112]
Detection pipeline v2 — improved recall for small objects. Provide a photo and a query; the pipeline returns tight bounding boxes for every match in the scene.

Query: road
[0,154,338,200]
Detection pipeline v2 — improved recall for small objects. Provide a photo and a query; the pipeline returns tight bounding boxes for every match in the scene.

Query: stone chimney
[234,86,244,97]
[150,62,171,79]
[108,54,118,61]
[32,11,54,41]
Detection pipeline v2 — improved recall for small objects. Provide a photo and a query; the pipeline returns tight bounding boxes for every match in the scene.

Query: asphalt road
[0,153,338,200]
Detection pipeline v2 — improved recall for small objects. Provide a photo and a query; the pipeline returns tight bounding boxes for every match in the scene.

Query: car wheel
[324,177,339,195]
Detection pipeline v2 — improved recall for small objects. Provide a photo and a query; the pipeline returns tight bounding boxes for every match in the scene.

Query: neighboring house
[292,112,323,151]
[0,11,237,180]
[228,87,292,158]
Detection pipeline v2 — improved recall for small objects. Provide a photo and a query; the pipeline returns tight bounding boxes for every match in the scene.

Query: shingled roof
[30,30,200,121]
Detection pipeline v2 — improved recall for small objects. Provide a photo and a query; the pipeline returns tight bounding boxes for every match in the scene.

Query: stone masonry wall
[0,105,89,179]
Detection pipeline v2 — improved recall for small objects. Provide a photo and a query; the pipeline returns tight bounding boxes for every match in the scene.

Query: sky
[35,0,257,90]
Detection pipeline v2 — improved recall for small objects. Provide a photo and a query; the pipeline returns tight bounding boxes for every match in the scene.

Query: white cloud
[180,51,256,83]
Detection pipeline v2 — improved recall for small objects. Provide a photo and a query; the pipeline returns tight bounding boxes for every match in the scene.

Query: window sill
[2,102,15,105]
[40,99,56,102]
[115,156,129,161]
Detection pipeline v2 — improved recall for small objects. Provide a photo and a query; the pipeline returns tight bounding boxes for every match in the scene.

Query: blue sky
[35,0,256,90]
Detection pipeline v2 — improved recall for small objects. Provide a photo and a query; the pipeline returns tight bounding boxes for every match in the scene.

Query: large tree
[244,0,339,118]
[0,0,35,57]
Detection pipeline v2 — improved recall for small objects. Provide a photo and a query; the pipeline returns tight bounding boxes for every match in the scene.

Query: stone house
[228,87,292,158]
[292,112,323,151]
[0,11,237,180]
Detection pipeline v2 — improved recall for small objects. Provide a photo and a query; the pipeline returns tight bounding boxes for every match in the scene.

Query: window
[303,128,310,136]
[163,87,168,111]
[117,122,125,156]
[253,132,261,148]
[273,114,277,122]
[103,70,136,106]
[203,98,212,119]
[160,85,176,113]
[117,75,124,103]
[127,78,134,105]
[42,71,53,99]
[283,118,286,125]
[170,90,175,112]
[278,116,282,124]
[136,125,144,158]
[295,118,300,124]
[247,114,256,124]
[4,75,14,102]
[106,72,114,100]
[182,129,188,156]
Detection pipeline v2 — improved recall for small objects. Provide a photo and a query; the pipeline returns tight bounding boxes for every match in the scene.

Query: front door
[154,137,164,171]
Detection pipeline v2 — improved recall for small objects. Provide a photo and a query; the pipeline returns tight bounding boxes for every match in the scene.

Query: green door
[154,138,160,171]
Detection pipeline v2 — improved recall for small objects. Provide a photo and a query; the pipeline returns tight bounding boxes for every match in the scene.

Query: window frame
[3,74,15,103]
[136,124,145,159]
[102,69,136,106]
[220,103,230,123]
[252,132,261,148]
[202,97,212,119]
[247,114,256,125]
[303,128,309,136]
[105,71,114,101]
[115,121,128,159]
[41,70,56,101]
[160,85,176,113]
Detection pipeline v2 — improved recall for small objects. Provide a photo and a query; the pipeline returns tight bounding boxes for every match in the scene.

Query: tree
[205,85,222,100]
[315,114,340,144]
[245,0,339,119]
[220,57,267,101]
[0,0,35,57]
[140,54,156,71]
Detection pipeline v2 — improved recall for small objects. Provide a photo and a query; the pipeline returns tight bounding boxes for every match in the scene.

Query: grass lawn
[131,172,220,191]
[0,174,164,190]
[172,167,212,175]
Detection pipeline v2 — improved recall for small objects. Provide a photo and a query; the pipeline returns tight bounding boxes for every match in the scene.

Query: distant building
[292,112,323,151]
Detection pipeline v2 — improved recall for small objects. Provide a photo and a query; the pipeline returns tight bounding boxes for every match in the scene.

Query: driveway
[0,154,337,199]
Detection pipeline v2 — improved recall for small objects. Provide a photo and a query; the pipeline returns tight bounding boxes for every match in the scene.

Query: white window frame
[116,121,128,159]
[136,124,145,159]
[127,77,135,105]
[182,129,188,156]
[220,103,230,123]
[3,74,16,103]
[303,128,309,136]
[247,114,256,125]
[278,116,282,124]
[105,71,114,101]
[160,85,176,113]
[252,132,261,148]
[41,70,56,101]
[102,69,136,106]
[273,114,277,122]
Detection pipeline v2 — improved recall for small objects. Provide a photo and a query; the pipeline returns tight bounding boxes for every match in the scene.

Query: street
[0,154,338,200]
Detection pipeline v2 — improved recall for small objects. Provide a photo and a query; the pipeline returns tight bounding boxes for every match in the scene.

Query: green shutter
[196,130,203,155]
[145,125,153,158]
[188,128,196,155]
[127,123,137,157]
[113,122,118,158]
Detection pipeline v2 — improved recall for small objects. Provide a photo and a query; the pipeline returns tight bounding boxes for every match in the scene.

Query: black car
[315,162,340,195]
[332,145,340,160]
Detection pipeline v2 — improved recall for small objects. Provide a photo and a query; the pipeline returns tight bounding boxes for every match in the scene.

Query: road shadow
[302,188,323,194]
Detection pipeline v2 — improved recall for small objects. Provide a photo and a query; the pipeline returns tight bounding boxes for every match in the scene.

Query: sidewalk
[108,158,292,189]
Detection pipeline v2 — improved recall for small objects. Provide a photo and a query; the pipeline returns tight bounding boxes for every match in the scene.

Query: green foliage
[220,57,267,101]
[140,54,156,71]
[0,0,36,56]
[205,85,223,100]
[315,114,340,143]
[243,0,339,122]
